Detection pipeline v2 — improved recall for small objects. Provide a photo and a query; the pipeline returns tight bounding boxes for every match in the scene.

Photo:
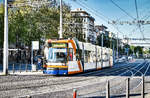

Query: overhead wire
[108,0,139,37]
[72,0,110,22]
[72,0,125,37]
[79,0,128,37]
[109,0,148,40]
[128,6,150,39]
[110,0,136,20]
[78,0,112,21]
[134,0,145,39]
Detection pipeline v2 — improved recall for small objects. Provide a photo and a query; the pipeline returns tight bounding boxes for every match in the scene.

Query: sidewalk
[0,70,44,76]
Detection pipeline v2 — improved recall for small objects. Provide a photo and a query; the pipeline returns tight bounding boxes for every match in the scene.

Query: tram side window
[84,50,90,63]
[76,49,82,61]
[97,50,101,62]
[69,48,73,61]
[84,50,87,63]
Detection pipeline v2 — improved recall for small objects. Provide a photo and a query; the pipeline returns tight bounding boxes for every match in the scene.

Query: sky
[64,0,150,39]
[0,0,150,39]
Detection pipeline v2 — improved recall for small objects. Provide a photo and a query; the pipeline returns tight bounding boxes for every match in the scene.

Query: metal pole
[3,0,8,75]
[19,63,21,73]
[117,32,119,58]
[101,33,103,68]
[73,89,77,98]
[25,63,28,72]
[113,40,115,64]
[126,78,130,98]
[141,76,145,98]
[13,64,15,73]
[102,33,104,47]
[59,0,63,39]
[31,43,33,71]
[106,80,110,98]
[110,38,111,49]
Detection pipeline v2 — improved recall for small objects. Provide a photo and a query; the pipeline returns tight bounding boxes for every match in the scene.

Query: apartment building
[71,8,96,44]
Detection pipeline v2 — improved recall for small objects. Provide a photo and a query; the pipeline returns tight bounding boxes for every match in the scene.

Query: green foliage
[0,4,4,48]
[97,34,114,48]
[134,46,143,55]
[0,4,4,14]
[6,1,72,48]
[0,0,88,49]
[143,49,149,54]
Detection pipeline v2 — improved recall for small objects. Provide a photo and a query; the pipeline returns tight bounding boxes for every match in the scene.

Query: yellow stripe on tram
[46,65,68,68]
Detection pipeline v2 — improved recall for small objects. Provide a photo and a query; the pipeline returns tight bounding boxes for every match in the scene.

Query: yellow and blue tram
[43,38,113,75]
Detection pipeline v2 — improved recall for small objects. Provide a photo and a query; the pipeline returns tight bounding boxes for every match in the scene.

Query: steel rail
[113,61,149,96]
[129,61,150,91]
[78,60,146,97]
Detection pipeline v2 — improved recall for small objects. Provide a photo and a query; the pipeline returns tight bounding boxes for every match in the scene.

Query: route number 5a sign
[32,41,39,50]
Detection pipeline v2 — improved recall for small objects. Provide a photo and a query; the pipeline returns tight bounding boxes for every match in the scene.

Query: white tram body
[43,39,113,75]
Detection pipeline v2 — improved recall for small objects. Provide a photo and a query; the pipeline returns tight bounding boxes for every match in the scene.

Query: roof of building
[71,8,95,21]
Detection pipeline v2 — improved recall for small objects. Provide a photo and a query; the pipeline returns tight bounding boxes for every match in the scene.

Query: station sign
[32,41,39,50]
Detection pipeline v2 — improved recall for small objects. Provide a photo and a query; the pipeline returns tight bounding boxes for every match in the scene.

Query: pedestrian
[37,58,42,70]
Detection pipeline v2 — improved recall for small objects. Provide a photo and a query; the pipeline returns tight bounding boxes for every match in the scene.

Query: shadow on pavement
[86,93,147,98]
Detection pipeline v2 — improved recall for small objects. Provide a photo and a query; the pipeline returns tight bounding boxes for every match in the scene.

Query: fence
[73,76,146,98]
[0,49,42,73]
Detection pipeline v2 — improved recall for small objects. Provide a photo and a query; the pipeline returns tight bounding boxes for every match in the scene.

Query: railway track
[79,60,150,97]
[0,60,148,98]
[0,61,142,91]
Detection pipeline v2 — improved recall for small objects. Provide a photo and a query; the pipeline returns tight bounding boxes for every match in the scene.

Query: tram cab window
[56,52,67,63]
[48,48,67,63]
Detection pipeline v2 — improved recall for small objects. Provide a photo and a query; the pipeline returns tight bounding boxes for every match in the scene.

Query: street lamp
[100,31,104,68]
[117,32,119,58]
[59,0,63,39]
[3,0,9,75]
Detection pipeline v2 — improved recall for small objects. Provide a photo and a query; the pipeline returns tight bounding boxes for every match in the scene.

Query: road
[0,59,150,98]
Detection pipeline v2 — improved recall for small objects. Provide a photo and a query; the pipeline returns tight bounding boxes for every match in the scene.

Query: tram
[43,38,113,75]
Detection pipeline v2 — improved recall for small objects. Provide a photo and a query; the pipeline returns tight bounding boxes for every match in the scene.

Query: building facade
[71,8,96,44]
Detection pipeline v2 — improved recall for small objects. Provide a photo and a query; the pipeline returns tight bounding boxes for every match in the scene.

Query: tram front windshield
[47,43,67,63]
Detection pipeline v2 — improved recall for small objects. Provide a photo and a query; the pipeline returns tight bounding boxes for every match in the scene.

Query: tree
[134,46,143,57]
[7,0,73,48]
[130,45,135,54]
[96,34,112,48]
[0,4,4,48]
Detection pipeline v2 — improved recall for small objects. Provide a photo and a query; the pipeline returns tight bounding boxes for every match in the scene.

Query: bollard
[13,64,15,73]
[26,95,31,98]
[73,89,77,98]
[141,76,145,98]
[126,78,130,98]
[19,64,21,73]
[106,80,110,98]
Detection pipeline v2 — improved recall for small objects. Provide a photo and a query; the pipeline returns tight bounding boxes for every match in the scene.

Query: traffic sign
[32,41,39,50]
